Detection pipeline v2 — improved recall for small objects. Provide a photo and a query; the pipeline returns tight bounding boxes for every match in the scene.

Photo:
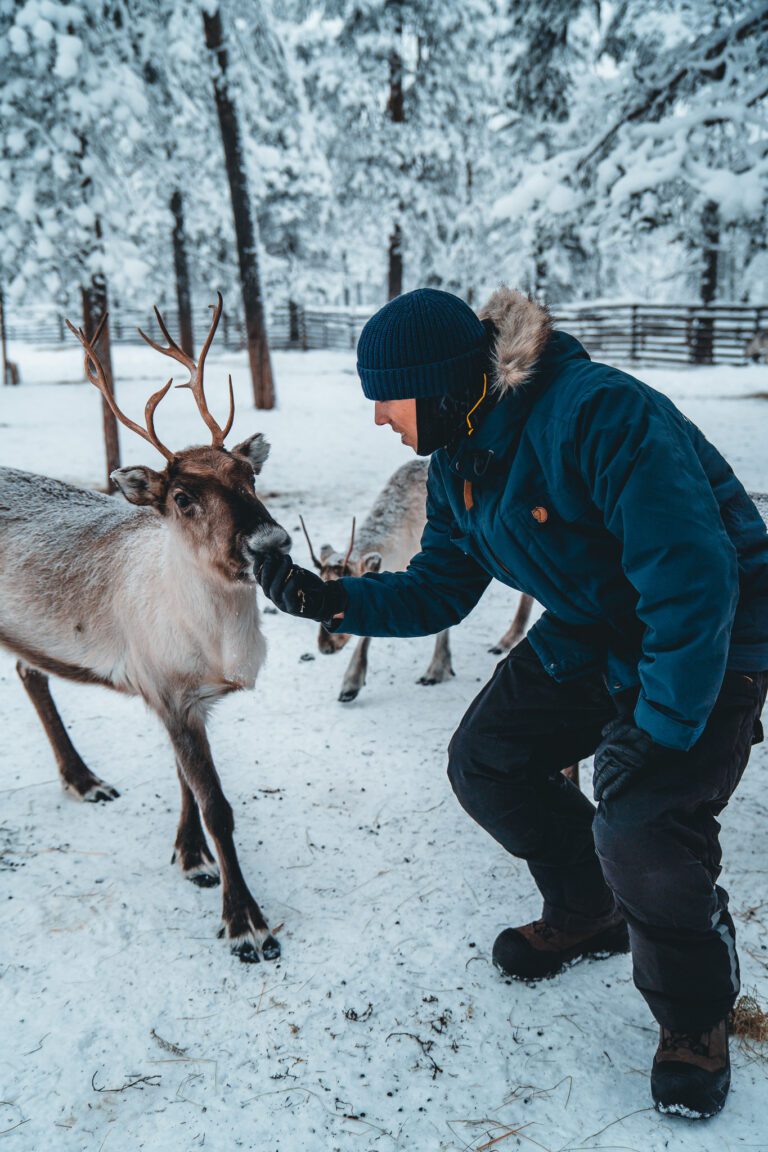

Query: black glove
[256,553,347,624]
[592,718,668,803]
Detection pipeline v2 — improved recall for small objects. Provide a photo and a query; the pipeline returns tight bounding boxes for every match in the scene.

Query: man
[258,286,768,1119]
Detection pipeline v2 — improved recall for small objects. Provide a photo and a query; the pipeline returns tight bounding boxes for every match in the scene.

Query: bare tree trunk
[0,285,9,386]
[203,7,275,409]
[387,8,404,301]
[81,275,120,491]
[170,189,194,358]
[388,224,403,301]
[693,199,719,365]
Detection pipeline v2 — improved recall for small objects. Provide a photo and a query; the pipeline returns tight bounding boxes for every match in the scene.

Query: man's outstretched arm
[257,462,491,638]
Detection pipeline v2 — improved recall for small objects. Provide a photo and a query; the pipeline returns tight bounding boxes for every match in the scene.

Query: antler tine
[221,374,235,441]
[299,515,323,570]
[343,517,357,572]
[170,292,229,447]
[137,307,195,374]
[145,379,174,451]
[66,317,174,462]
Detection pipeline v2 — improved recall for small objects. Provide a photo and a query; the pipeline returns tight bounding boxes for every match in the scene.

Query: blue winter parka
[333,289,768,751]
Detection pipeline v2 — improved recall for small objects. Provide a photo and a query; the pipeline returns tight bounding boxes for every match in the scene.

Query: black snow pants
[447,638,768,1032]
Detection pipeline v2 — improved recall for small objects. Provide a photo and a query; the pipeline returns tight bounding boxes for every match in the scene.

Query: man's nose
[374,402,388,427]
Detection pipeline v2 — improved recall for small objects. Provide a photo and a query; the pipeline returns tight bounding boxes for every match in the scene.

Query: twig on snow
[385,1031,443,1079]
[91,1072,161,1093]
[0,1101,28,1136]
[344,1002,374,1022]
[150,1028,187,1056]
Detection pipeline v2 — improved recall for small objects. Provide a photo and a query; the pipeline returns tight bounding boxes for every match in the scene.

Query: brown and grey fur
[313,460,450,701]
[475,287,551,655]
[312,458,535,702]
[478,285,554,394]
[746,329,768,363]
[0,438,291,964]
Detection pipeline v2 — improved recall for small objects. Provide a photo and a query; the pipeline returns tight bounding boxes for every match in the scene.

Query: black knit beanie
[356,288,493,455]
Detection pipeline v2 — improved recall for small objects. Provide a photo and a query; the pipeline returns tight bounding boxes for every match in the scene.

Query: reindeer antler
[138,291,235,448]
[66,314,175,462]
[299,515,322,570]
[343,517,356,572]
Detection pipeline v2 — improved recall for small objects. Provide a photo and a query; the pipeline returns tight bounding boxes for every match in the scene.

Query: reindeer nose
[247,523,291,558]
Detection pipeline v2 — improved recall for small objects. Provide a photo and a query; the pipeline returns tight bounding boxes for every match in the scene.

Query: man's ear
[233,433,270,475]
[361,552,382,573]
[111,466,167,507]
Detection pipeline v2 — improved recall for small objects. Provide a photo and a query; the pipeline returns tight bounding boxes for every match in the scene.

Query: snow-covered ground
[1,342,767,1151]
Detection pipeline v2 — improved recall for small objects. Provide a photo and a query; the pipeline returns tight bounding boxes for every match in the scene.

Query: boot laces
[660,1027,712,1059]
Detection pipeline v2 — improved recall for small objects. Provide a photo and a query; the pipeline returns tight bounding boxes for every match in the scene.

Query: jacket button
[531,506,548,523]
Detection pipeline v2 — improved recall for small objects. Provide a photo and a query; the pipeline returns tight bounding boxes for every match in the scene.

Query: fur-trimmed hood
[478,287,553,395]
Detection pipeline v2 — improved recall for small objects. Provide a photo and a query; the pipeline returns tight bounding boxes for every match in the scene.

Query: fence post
[630,304,638,361]
[0,286,8,385]
[288,298,300,348]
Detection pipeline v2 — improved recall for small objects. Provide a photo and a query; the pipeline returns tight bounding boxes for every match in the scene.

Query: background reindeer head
[68,294,290,585]
[299,515,381,653]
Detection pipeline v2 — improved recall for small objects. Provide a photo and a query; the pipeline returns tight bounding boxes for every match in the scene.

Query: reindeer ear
[362,552,383,573]
[320,544,335,562]
[233,433,270,475]
[111,466,166,507]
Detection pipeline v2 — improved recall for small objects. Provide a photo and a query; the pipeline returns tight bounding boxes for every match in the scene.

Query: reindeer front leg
[164,707,279,963]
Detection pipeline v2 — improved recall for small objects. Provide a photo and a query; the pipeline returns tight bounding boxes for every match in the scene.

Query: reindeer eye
[174,491,193,511]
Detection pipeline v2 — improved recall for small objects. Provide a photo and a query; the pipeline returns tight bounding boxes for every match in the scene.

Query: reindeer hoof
[231,939,261,964]
[417,670,454,686]
[338,688,360,703]
[262,934,281,961]
[70,778,120,803]
[190,870,220,889]
[219,920,281,963]
[488,645,504,655]
[172,849,220,887]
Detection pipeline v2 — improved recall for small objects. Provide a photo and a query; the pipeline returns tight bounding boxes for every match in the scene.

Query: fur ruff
[478,286,554,394]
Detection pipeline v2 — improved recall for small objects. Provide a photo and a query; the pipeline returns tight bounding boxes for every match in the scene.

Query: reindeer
[488,593,534,656]
[302,459,534,703]
[0,296,290,963]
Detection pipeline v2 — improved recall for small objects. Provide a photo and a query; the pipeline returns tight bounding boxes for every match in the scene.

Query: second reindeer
[303,459,534,702]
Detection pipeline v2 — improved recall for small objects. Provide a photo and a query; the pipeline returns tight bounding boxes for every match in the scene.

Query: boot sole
[654,1100,725,1120]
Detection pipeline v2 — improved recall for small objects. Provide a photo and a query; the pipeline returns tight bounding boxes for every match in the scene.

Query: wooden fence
[3,300,767,367]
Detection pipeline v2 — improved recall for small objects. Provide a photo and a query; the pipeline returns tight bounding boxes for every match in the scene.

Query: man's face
[374,398,418,450]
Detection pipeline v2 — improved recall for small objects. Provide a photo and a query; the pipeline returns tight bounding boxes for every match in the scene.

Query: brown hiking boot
[492,915,629,981]
[651,1019,730,1119]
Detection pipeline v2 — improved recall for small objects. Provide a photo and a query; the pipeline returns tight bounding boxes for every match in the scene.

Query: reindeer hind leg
[418,629,455,685]
[338,637,371,703]
[16,661,119,802]
[172,763,220,887]
[489,593,534,655]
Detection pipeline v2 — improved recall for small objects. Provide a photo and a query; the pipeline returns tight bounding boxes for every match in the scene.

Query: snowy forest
[3,4,768,1149]
[2,1,767,389]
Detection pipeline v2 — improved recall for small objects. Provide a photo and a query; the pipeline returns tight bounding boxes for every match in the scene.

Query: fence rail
[3,301,767,368]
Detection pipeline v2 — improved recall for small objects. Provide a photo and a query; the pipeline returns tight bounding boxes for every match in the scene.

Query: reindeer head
[67,295,290,586]
[298,516,382,653]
